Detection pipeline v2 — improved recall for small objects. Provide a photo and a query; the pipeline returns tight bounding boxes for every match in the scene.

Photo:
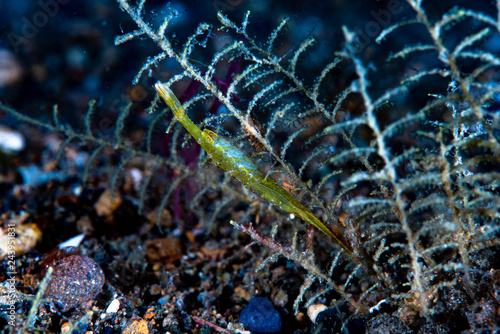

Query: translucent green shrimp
[154,82,355,258]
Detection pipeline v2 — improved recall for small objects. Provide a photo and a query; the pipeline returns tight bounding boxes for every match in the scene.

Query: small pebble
[106,298,120,314]
[307,304,328,324]
[0,49,23,87]
[239,297,281,333]
[0,220,41,256]
[0,126,24,153]
[94,189,122,217]
[61,322,70,333]
[123,319,149,334]
[145,237,183,264]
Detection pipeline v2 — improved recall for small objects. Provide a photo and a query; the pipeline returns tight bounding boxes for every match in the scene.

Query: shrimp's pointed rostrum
[154,82,357,260]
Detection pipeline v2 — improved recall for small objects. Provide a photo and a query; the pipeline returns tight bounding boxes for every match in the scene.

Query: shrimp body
[154,82,354,257]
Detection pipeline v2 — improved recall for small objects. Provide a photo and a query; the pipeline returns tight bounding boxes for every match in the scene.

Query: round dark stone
[240,297,282,333]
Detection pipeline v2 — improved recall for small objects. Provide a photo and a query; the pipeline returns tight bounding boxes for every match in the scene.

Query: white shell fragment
[307,303,328,324]
[0,126,25,153]
[58,234,85,249]
[106,298,120,314]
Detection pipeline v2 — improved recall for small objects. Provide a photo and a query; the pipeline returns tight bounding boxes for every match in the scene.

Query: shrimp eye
[203,130,217,144]
[240,168,248,177]
[204,132,213,143]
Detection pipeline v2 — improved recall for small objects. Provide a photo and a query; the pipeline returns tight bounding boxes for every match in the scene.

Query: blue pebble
[240,297,282,333]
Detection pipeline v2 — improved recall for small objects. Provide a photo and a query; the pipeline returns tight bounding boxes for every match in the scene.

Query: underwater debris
[0,212,41,256]
[40,247,104,312]
[0,126,24,153]
[239,297,282,333]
